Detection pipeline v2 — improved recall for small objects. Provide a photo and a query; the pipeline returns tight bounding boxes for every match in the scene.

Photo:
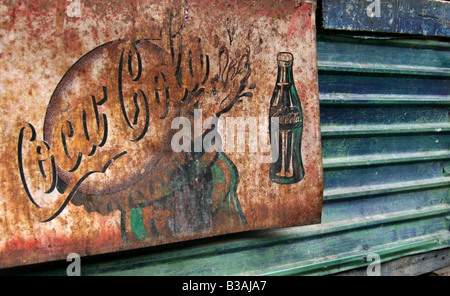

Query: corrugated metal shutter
[7,32,449,276]
[314,33,450,275]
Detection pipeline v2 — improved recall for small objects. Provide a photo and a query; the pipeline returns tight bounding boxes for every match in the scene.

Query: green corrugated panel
[9,33,449,276]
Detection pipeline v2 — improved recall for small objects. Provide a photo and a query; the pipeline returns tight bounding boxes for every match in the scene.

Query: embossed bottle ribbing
[269,52,304,184]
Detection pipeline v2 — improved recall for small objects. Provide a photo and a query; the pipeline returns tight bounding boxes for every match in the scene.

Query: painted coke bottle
[269,52,304,184]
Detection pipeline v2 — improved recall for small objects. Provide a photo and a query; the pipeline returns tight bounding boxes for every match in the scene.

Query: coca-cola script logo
[18,12,254,243]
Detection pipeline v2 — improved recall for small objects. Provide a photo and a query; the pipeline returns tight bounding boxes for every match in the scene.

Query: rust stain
[0,0,322,268]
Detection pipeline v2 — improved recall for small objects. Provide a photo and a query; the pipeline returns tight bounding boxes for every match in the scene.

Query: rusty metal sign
[0,0,322,268]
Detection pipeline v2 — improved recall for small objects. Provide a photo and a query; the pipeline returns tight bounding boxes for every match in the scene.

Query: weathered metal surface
[0,0,322,268]
[321,0,450,37]
[1,26,449,278]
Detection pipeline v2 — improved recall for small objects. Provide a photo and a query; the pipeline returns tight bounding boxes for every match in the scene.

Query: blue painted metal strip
[321,0,450,37]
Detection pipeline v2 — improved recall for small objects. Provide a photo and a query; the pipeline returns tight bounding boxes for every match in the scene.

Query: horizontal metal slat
[320,93,450,106]
[321,134,449,159]
[321,106,449,126]
[318,61,450,77]
[319,73,450,96]
[323,150,450,169]
[323,177,450,202]
[321,123,450,137]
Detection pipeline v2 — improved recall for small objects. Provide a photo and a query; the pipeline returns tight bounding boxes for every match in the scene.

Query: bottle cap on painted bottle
[277,52,293,66]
